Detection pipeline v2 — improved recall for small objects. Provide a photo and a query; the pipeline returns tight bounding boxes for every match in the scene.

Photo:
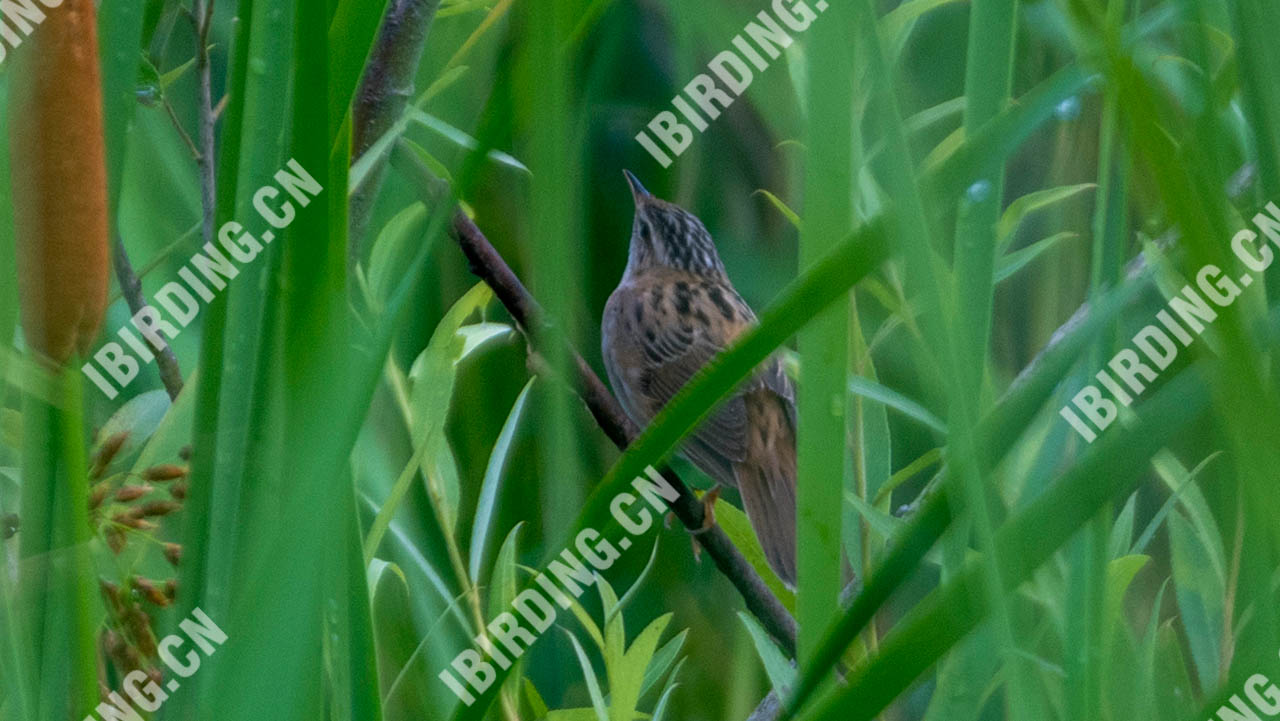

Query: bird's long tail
[735,393,797,588]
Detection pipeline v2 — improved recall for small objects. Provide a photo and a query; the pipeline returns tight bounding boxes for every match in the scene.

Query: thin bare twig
[191,0,217,252]
[161,97,201,160]
[746,691,782,721]
[111,238,184,400]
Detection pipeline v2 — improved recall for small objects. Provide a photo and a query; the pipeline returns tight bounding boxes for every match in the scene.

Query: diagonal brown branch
[111,237,184,400]
[448,206,799,655]
[352,0,798,657]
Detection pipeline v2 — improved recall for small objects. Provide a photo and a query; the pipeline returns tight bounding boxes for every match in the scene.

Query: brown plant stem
[111,238,184,400]
[349,0,442,269]
[191,0,217,252]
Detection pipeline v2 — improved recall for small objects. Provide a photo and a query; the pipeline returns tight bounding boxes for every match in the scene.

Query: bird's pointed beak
[623,169,650,203]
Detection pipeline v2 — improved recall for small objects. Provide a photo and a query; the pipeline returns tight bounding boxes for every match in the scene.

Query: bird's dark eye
[639,222,651,240]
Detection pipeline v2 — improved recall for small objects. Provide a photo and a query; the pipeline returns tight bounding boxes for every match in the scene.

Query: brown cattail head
[163,543,182,567]
[141,465,188,482]
[169,481,188,501]
[8,0,109,363]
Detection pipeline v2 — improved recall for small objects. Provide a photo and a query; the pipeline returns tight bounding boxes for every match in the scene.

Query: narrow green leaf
[995,184,1096,250]
[739,611,797,697]
[469,379,535,583]
[564,630,611,721]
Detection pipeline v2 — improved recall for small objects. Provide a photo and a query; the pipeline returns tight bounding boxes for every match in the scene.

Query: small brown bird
[602,170,797,587]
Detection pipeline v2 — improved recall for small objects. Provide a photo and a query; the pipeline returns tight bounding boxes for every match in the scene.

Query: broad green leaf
[130,372,199,473]
[399,138,456,185]
[367,203,429,307]
[649,681,681,721]
[422,0,516,102]
[1110,494,1138,559]
[1134,580,1172,719]
[366,284,492,562]
[407,108,529,173]
[1154,621,1198,720]
[922,627,1000,721]
[407,284,495,536]
[564,591,606,653]
[546,710,607,721]
[1151,451,1226,583]
[457,323,516,359]
[1131,453,1221,555]
[637,629,688,701]
[1103,555,1151,642]
[598,577,626,667]
[608,613,672,721]
[872,448,943,507]
[380,582,480,718]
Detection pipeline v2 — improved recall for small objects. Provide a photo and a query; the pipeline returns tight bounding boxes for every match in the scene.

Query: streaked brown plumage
[601,171,797,587]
